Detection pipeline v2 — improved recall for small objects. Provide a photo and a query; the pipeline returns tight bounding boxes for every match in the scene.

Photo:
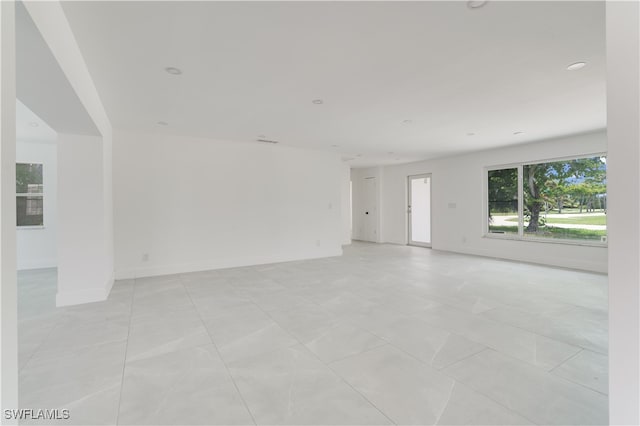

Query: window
[488,168,519,236]
[487,155,607,243]
[16,163,44,227]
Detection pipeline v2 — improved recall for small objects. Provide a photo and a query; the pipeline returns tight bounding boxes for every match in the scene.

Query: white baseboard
[115,249,343,280]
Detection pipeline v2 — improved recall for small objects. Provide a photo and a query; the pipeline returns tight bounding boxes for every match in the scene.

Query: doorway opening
[408,174,431,247]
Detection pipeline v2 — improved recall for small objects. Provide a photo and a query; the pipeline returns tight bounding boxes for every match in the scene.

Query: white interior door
[363,177,377,242]
[408,174,431,247]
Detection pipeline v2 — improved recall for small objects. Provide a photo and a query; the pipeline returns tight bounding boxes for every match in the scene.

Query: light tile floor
[18,242,608,425]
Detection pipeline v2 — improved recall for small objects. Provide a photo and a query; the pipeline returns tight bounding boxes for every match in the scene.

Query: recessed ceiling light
[28,122,39,128]
[513,131,524,135]
[164,67,182,75]
[157,121,168,126]
[566,62,586,71]
[311,99,324,105]
[467,1,488,9]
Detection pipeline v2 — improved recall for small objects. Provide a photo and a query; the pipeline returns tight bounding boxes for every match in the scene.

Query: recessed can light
[28,122,39,128]
[312,99,324,105]
[165,67,183,75]
[157,121,168,126]
[467,1,488,9]
[566,62,586,71]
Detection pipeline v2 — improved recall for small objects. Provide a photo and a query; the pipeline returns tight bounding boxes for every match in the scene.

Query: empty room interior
[1,1,639,425]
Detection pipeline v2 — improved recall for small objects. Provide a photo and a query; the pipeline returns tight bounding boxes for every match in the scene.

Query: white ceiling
[16,99,57,143]
[16,2,100,137]
[60,1,605,167]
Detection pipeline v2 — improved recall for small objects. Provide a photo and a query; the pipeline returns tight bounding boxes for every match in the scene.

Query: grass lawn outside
[505,215,607,226]
[488,225,606,240]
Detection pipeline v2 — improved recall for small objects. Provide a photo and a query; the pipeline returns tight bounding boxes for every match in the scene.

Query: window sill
[483,233,607,248]
[17,226,45,230]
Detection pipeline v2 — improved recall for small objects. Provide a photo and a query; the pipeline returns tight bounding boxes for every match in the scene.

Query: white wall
[113,132,343,279]
[340,162,351,245]
[607,1,640,423]
[16,140,57,270]
[353,130,608,273]
[56,133,111,306]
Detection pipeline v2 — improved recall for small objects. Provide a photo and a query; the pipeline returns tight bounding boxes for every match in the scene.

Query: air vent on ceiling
[256,138,279,144]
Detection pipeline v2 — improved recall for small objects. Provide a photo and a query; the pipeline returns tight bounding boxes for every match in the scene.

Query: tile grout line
[115,280,136,426]
[408,302,595,369]
[546,348,610,397]
[344,330,539,426]
[183,279,258,426]
[548,348,584,373]
[437,348,542,426]
[249,299,398,426]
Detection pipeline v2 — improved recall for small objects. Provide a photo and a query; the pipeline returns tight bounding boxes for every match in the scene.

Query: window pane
[523,156,607,241]
[16,163,43,193]
[488,168,519,235]
[17,195,44,226]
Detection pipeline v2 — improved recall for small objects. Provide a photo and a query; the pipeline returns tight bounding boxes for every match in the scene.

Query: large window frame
[484,152,607,247]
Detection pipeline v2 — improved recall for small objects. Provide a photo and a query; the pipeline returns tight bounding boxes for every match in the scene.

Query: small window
[486,155,607,244]
[16,163,44,227]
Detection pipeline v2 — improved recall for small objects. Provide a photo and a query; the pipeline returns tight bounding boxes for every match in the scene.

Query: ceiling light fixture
[566,62,586,71]
[311,99,324,105]
[467,1,488,9]
[164,67,183,75]
[28,122,39,128]
[157,121,168,126]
